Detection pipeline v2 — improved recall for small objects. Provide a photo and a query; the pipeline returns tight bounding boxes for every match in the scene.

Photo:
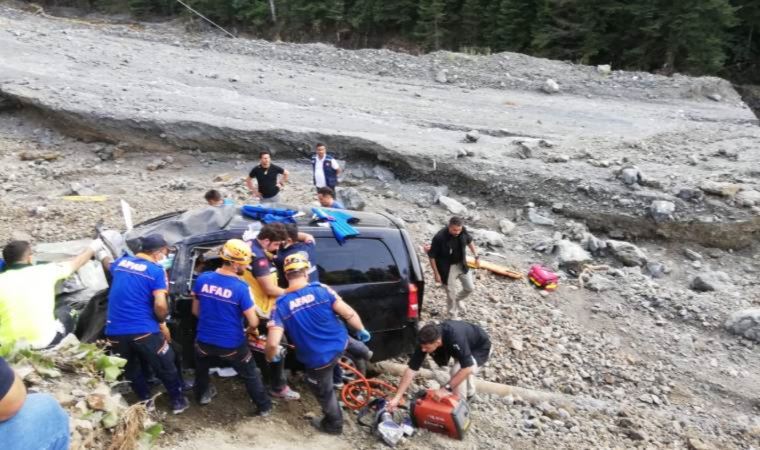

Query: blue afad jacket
[311,154,338,188]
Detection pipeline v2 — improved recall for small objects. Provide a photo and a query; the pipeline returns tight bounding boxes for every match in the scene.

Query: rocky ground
[3,107,760,449]
[2,2,760,449]
[2,2,760,250]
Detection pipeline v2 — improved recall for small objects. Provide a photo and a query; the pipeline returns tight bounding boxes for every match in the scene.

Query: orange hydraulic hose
[337,360,398,410]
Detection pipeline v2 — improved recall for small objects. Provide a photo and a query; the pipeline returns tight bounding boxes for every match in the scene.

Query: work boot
[310,417,342,435]
[270,385,300,401]
[171,396,190,415]
[199,385,218,406]
[254,407,272,418]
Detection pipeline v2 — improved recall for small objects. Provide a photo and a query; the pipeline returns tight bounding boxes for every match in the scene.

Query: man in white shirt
[311,143,341,191]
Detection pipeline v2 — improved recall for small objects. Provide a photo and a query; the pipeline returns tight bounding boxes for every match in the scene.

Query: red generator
[410,389,471,440]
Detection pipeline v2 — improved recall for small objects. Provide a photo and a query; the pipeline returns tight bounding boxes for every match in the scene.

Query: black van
[117,206,426,367]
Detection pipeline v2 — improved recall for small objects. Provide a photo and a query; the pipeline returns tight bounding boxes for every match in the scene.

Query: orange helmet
[220,239,252,265]
[283,251,311,273]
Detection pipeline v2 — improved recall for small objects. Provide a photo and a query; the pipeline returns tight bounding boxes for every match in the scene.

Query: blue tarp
[312,207,359,245]
[241,205,299,224]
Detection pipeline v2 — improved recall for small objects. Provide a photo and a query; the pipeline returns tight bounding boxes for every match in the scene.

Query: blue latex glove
[270,347,286,363]
[357,329,371,343]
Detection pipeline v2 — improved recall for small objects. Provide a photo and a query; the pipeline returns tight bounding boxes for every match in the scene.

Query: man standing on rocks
[311,143,341,192]
[427,216,479,319]
[246,151,289,203]
[386,320,491,411]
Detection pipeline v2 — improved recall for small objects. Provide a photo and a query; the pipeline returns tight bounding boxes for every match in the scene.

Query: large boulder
[690,271,730,292]
[438,196,468,215]
[554,239,592,271]
[584,274,616,292]
[619,166,642,186]
[499,218,517,235]
[725,309,760,342]
[470,228,506,247]
[736,189,760,207]
[699,180,742,197]
[527,208,555,226]
[649,200,675,223]
[581,232,607,255]
[336,187,366,211]
[607,240,647,267]
[372,165,396,182]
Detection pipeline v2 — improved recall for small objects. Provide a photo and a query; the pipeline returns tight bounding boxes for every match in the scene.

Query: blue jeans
[0,393,69,450]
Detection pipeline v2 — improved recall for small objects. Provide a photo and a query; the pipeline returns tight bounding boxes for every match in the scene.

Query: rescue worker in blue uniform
[192,239,272,416]
[311,143,341,191]
[104,234,189,414]
[266,252,371,435]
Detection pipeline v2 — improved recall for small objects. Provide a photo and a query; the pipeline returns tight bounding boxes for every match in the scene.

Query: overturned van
[74,204,426,369]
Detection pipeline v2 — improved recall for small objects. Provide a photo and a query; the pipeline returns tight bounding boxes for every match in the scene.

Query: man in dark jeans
[387,320,491,411]
[266,252,371,435]
[427,216,481,319]
[246,150,289,203]
[192,239,271,415]
[105,234,188,414]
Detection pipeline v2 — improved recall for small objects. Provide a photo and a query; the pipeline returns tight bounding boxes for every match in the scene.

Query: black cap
[140,234,168,252]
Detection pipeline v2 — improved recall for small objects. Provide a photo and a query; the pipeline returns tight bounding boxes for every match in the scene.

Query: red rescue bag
[528,264,559,291]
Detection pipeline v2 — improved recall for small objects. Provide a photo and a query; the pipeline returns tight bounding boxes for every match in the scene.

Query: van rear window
[314,238,401,285]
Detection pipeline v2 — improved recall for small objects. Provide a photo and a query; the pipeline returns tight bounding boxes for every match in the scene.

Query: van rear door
[312,234,412,360]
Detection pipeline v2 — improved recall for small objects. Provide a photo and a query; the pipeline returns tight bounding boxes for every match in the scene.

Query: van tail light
[407,283,419,319]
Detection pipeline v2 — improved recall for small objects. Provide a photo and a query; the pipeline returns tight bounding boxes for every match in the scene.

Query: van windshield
[314,238,401,285]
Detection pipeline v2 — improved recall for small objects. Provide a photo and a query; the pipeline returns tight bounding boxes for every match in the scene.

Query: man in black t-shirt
[427,216,480,318]
[246,151,289,203]
[386,321,491,411]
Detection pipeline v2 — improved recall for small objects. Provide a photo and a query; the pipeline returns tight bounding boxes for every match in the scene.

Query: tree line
[36,0,760,82]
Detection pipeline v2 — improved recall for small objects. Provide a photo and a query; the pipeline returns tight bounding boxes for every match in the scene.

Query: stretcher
[466,256,523,280]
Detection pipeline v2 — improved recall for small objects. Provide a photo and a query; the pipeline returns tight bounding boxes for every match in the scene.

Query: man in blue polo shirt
[266,252,371,435]
[192,239,271,415]
[105,234,188,415]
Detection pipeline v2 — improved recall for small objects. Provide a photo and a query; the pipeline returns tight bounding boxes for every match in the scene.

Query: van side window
[314,238,401,285]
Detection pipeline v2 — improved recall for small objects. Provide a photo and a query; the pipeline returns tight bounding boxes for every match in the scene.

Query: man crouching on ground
[265,252,371,435]
[386,320,491,411]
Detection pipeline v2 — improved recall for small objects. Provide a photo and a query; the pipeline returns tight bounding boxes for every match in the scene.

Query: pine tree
[623,0,737,74]
[415,0,447,50]
[497,0,540,53]
[458,0,483,48]
[726,0,760,82]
